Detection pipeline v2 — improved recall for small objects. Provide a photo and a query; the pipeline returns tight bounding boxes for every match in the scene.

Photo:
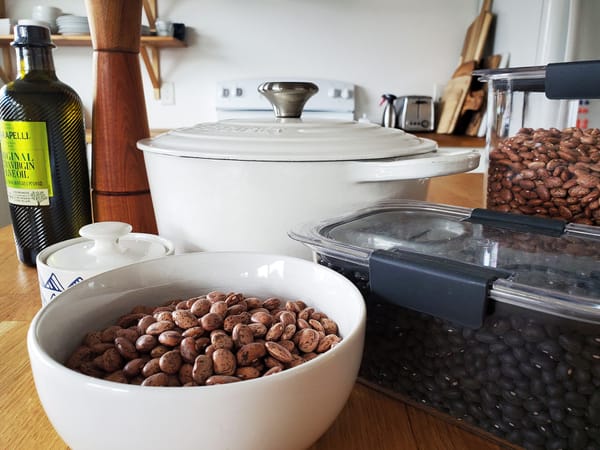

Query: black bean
[521,428,546,445]
[483,404,501,420]
[510,315,524,331]
[522,441,545,450]
[490,317,511,336]
[574,368,591,384]
[512,346,530,362]
[523,398,544,412]
[566,353,591,370]
[568,428,589,450]
[467,404,486,420]
[520,362,540,379]
[504,330,525,347]
[538,339,562,359]
[552,421,570,438]
[546,437,568,450]
[450,400,467,416]
[556,362,574,381]
[559,334,583,354]
[566,407,586,417]
[581,346,600,361]
[463,389,480,404]
[566,391,588,409]
[547,383,565,398]
[530,378,546,397]
[548,397,566,409]
[592,363,600,378]
[460,378,481,390]
[497,378,514,392]
[564,414,586,429]
[501,403,525,420]
[450,366,467,379]
[501,364,523,380]
[444,389,461,400]
[542,369,557,385]
[530,411,551,425]
[549,407,566,422]
[490,342,508,354]
[577,383,595,396]
[515,387,532,401]
[501,389,522,406]
[505,430,523,445]
[486,353,499,367]
[564,380,579,392]
[491,420,511,434]
[590,390,600,407]
[522,324,546,343]
[498,351,517,366]
[531,352,555,370]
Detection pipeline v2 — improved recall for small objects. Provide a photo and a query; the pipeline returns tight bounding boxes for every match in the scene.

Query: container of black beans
[289,200,600,450]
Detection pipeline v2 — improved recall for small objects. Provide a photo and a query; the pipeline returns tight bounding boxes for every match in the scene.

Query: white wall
[2,0,598,228]
[6,0,480,128]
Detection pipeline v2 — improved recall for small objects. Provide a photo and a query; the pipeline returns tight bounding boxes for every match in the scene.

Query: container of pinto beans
[290,199,600,450]
[475,61,600,226]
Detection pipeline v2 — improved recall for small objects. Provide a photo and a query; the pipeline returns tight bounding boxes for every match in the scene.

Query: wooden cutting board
[436,0,493,134]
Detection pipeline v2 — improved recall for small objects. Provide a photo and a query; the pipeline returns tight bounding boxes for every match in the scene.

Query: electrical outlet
[161,82,175,105]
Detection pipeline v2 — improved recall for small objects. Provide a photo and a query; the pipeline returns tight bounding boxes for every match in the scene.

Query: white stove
[216,78,355,120]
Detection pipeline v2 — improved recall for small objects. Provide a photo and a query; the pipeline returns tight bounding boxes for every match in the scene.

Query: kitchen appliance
[290,199,600,449]
[396,95,435,132]
[28,251,366,450]
[216,78,355,120]
[379,93,397,128]
[137,81,480,259]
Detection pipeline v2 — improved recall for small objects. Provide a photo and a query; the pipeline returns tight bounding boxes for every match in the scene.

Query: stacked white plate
[56,15,89,35]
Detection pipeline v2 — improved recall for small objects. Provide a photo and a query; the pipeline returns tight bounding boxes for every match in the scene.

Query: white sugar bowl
[36,222,174,306]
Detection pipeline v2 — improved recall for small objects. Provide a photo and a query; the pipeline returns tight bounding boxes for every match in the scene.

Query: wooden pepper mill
[85,0,158,233]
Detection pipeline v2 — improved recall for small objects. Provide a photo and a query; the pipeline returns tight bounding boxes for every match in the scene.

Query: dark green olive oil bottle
[0,25,92,266]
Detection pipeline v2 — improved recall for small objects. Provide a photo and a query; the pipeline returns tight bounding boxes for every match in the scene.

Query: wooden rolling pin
[85,0,158,233]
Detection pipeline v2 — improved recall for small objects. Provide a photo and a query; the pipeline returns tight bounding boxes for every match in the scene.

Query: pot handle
[258,81,318,118]
[348,148,481,182]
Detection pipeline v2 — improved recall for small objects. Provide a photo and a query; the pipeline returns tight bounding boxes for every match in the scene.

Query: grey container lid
[289,200,600,326]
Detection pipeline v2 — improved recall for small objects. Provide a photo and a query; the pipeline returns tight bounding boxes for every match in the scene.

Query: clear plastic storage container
[476,61,600,227]
[290,200,600,449]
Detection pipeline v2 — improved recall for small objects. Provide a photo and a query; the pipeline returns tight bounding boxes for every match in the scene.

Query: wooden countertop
[0,173,505,450]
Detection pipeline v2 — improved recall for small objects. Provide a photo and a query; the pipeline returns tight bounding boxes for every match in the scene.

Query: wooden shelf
[415,133,485,148]
[0,34,186,48]
[0,0,186,98]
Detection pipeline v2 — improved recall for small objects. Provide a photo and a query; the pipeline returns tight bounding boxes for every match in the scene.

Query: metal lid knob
[258,81,319,119]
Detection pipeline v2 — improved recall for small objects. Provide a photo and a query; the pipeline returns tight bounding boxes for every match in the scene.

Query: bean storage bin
[475,61,600,226]
[290,200,600,450]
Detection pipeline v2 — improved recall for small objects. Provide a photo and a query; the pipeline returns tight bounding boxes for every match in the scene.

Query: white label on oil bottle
[0,121,52,206]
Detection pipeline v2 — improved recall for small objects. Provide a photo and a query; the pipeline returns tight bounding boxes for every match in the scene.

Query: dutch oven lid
[289,200,600,327]
[41,222,174,271]
[137,81,438,162]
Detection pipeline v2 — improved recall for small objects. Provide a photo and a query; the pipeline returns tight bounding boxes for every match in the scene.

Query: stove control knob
[341,88,353,99]
[328,88,341,98]
[220,87,230,98]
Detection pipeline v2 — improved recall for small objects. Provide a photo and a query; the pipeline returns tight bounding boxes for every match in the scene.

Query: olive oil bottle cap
[12,24,55,48]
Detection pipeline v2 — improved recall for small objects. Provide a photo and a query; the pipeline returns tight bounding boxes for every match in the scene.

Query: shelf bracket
[140,45,161,99]
[141,0,161,99]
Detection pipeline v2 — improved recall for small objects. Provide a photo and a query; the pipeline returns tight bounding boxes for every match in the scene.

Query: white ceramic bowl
[28,252,366,450]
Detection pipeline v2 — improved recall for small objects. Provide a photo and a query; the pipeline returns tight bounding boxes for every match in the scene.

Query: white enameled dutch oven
[137,82,480,259]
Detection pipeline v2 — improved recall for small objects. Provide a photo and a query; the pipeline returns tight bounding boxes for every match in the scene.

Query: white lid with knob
[44,222,174,271]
